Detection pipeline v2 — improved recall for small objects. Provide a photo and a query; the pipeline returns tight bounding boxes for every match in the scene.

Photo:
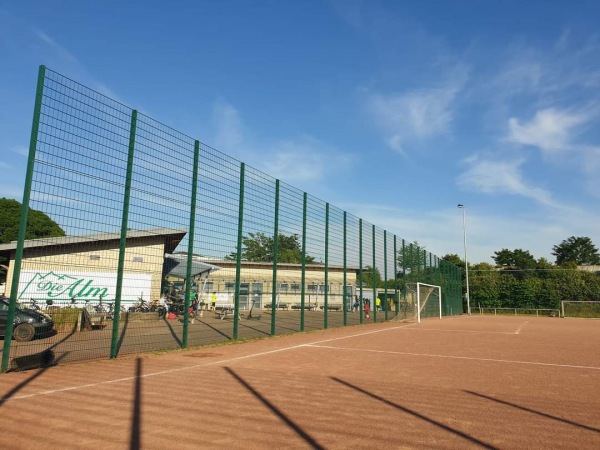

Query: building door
[239,283,250,310]
[251,283,263,309]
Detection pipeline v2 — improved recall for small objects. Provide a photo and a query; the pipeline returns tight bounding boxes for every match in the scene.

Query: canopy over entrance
[164,254,221,279]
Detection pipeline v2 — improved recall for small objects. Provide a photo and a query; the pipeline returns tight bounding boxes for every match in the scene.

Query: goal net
[399,282,442,323]
[561,301,600,318]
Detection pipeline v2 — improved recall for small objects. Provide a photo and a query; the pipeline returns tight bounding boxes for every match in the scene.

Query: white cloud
[34,29,78,64]
[208,101,352,185]
[508,108,593,153]
[212,101,244,151]
[458,156,559,207]
[263,137,352,184]
[368,86,459,153]
[12,145,28,157]
[366,63,468,154]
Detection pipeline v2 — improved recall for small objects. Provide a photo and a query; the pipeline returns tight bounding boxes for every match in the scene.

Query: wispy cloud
[508,107,594,153]
[263,136,353,184]
[458,156,559,207]
[209,100,352,185]
[212,101,244,151]
[12,145,28,157]
[368,86,458,153]
[34,29,79,64]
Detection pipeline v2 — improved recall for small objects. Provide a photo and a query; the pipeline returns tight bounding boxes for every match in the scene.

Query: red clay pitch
[0,315,598,449]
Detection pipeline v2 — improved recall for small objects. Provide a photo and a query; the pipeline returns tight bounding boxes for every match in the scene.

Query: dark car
[0,298,55,342]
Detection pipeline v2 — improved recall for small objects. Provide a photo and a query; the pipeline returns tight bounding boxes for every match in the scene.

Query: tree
[552,236,600,266]
[442,253,463,268]
[226,232,315,264]
[492,248,537,270]
[396,241,425,279]
[361,265,382,288]
[0,198,66,283]
[0,198,66,244]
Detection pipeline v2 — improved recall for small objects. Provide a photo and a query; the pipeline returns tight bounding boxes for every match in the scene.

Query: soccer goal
[404,282,442,323]
[561,301,600,318]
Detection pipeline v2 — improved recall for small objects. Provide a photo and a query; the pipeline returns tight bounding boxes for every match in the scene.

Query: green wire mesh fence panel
[345,214,362,324]
[373,226,385,322]
[326,205,347,328]
[183,145,242,345]
[6,68,134,367]
[119,113,196,355]
[302,195,326,331]
[273,181,308,333]
[238,165,277,337]
[3,67,464,370]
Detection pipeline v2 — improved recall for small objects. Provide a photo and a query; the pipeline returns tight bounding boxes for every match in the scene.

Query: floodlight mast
[457,204,471,315]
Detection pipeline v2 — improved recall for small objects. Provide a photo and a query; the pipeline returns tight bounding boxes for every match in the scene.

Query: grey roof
[164,253,221,279]
[0,228,187,252]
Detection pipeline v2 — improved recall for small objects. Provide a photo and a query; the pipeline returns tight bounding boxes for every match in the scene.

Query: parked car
[0,298,55,342]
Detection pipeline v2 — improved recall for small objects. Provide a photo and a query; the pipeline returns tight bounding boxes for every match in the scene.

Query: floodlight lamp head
[457,204,464,208]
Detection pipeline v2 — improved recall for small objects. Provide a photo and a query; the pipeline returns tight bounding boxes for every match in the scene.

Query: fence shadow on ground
[331,377,499,450]
[465,390,600,434]
[0,352,69,406]
[130,357,143,450]
[225,366,325,450]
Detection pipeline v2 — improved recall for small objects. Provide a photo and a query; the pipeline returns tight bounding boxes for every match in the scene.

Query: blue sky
[1,0,599,264]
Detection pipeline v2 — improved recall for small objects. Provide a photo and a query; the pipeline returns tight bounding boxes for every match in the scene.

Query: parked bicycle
[25,298,56,311]
[26,298,42,311]
[128,297,152,313]
[94,296,110,314]
[103,301,125,320]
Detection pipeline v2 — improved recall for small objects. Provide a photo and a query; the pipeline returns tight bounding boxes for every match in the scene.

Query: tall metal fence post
[182,140,200,348]
[429,253,433,285]
[402,239,406,302]
[233,162,245,340]
[372,224,377,322]
[110,109,138,359]
[359,219,363,323]
[1,65,46,373]
[384,230,388,320]
[394,235,398,317]
[343,211,347,326]
[416,246,421,283]
[324,202,329,329]
[300,192,307,331]
[270,179,280,335]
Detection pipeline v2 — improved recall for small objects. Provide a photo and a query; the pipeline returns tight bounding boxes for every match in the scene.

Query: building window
[277,283,289,292]
[89,255,100,261]
[132,256,144,263]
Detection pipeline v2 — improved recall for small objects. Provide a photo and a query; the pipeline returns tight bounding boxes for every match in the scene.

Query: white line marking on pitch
[400,328,517,335]
[0,344,310,403]
[514,321,529,334]
[0,319,548,404]
[305,344,600,370]
[0,323,419,404]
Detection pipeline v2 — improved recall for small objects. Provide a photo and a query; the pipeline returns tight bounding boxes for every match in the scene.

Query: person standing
[375,297,381,311]
[190,293,199,324]
[158,293,168,319]
[211,292,217,311]
[364,298,370,319]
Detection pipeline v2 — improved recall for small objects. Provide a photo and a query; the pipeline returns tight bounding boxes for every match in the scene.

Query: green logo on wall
[19,271,110,300]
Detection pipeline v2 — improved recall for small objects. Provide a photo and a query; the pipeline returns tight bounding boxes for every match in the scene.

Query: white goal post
[417,282,442,322]
[561,301,600,318]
